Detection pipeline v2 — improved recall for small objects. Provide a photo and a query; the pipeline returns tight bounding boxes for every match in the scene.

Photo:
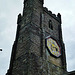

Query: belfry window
[49,20,53,30]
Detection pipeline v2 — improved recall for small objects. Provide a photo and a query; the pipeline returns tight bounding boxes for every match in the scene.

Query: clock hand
[52,47,58,51]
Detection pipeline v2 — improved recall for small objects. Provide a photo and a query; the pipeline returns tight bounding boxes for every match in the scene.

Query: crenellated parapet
[43,7,61,23]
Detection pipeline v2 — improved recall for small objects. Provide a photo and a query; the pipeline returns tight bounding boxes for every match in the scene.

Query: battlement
[43,7,61,23]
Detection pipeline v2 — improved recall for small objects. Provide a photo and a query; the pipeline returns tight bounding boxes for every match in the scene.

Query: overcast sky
[0,0,75,75]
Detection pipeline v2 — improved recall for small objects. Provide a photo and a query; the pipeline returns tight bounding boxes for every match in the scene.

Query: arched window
[49,20,53,30]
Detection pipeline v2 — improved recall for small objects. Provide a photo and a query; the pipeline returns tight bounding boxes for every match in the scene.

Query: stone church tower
[6,0,67,75]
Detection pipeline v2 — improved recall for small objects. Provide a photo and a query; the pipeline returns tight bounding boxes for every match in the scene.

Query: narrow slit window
[49,20,53,30]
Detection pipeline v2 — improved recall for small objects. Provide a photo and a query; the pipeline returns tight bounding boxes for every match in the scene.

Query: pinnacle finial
[57,13,62,23]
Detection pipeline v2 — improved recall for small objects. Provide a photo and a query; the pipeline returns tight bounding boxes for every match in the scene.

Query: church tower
[6,0,67,75]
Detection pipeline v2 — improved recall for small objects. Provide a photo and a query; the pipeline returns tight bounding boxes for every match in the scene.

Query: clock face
[46,36,61,57]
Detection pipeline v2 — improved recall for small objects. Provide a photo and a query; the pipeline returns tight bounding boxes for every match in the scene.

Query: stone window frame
[49,20,53,30]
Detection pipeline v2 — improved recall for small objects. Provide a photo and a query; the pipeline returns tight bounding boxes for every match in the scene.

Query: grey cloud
[0,0,23,75]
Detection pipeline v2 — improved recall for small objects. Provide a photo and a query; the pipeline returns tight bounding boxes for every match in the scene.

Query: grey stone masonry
[6,0,68,75]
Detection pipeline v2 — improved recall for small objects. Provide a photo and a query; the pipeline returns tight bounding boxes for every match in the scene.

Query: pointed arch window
[49,20,53,30]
